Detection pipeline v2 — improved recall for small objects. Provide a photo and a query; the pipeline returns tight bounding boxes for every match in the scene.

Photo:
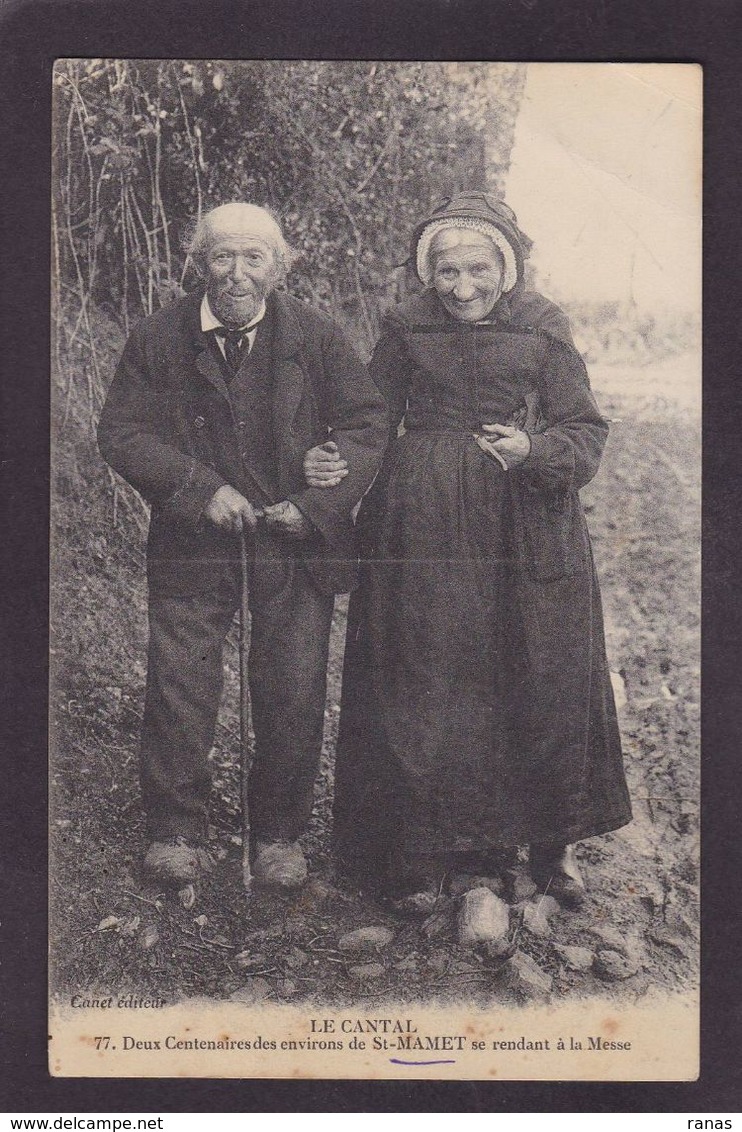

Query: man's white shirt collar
[200,294,266,336]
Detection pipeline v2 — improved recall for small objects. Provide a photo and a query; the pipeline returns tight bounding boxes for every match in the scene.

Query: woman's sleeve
[368,324,412,445]
[519,336,608,492]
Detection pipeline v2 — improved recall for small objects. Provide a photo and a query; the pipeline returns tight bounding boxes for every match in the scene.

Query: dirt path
[50,350,700,1008]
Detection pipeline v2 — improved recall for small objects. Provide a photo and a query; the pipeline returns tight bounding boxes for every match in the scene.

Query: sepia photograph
[48,60,701,1080]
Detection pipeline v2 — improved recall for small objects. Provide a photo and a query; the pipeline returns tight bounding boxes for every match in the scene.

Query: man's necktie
[213,322,257,374]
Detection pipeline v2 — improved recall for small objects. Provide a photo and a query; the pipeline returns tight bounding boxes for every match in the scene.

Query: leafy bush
[52,60,525,354]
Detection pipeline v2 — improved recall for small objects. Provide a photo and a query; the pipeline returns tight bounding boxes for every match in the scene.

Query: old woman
[309,191,631,913]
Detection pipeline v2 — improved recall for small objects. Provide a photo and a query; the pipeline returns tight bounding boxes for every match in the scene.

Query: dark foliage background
[52,60,524,350]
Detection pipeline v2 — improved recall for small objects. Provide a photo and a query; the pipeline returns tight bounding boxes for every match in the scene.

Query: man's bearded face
[204,227,277,328]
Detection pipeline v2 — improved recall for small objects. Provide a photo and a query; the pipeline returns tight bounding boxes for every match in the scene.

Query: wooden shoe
[531,843,586,909]
[143,836,213,885]
[253,840,307,890]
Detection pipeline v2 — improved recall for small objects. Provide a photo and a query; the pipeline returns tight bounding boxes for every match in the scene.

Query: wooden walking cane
[239,524,253,892]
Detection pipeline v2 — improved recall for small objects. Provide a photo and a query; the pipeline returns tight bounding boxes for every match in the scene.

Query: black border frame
[2,0,741,1112]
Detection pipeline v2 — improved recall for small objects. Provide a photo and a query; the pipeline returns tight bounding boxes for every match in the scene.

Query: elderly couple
[98,193,631,914]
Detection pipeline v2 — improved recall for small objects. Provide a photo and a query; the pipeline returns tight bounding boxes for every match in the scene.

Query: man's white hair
[187,202,295,284]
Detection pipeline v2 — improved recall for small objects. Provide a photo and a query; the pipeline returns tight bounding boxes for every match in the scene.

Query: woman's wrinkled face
[431,232,505,322]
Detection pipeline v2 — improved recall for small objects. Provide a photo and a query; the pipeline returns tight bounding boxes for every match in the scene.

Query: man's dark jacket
[98,290,388,596]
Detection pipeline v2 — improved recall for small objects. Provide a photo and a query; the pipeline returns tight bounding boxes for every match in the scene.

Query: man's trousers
[139,533,335,844]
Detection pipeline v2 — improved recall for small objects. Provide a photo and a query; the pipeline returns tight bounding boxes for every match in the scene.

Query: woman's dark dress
[332,289,632,891]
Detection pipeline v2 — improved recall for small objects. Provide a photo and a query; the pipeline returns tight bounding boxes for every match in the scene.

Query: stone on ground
[501,950,553,1000]
[229,976,273,1004]
[138,925,159,951]
[539,895,561,919]
[347,962,385,981]
[304,877,343,905]
[590,924,644,964]
[427,950,449,973]
[338,925,395,953]
[662,908,696,940]
[284,946,309,969]
[594,949,639,981]
[458,887,510,954]
[647,925,688,956]
[522,895,560,938]
[553,943,594,971]
[233,949,267,969]
[393,956,419,973]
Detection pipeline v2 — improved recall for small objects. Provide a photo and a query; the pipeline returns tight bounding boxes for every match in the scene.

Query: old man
[98,202,387,889]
